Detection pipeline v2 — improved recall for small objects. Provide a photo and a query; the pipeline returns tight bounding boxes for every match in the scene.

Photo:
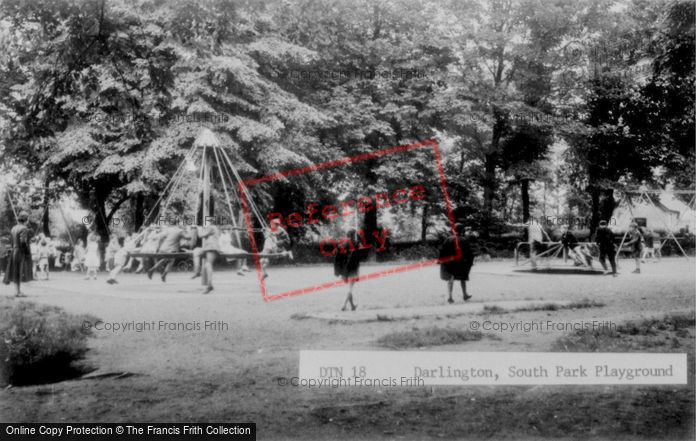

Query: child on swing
[260,227,293,279]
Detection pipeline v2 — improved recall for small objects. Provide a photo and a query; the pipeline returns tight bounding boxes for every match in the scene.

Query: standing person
[199,224,220,294]
[49,237,59,271]
[439,224,475,304]
[3,211,32,297]
[84,233,100,280]
[30,237,40,280]
[37,239,51,280]
[105,236,120,271]
[334,229,363,311]
[72,239,86,272]
[527,219,547,269]
[0,236,8,278]
[595,220,618,276]
[651,232,662,261]
[640,227,661,263]
[624,222,644,274]
[188,226,204,279]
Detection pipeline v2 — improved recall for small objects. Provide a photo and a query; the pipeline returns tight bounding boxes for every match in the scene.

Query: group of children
[102,224,292,294]
[29,234,55,280]
[528,220,663,276]
[16,225,291,291]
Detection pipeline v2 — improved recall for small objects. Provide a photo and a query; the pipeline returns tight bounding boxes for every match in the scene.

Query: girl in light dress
[84,233,101,280]
[30,237,40,279]
[105,236,121,271]
[38,239,51,280]
[72,239,86,272]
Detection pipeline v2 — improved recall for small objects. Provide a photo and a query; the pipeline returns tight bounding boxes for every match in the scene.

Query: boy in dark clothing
[595,220,617,276]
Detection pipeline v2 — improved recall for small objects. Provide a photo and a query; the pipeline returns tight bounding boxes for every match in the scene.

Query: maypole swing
[128,128,287,262]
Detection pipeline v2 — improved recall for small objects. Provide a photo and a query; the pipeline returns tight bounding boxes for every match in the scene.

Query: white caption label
[298,351,686,386]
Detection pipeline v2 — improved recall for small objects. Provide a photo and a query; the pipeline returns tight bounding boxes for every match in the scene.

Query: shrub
[0,300,98,386]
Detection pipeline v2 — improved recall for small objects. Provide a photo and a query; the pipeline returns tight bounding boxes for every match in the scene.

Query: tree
[626,0,695,193]
[0,0,177,243]
[437,0,588,232]
[271,0,454,245]
[563,0,693,233]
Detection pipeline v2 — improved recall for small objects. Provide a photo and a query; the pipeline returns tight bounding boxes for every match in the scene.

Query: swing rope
[4,183,19,222]
[144,143,198,226]
[218,148,267,229]
[142,130,269,234]
[212,146,249,246]
[212,145,238,228]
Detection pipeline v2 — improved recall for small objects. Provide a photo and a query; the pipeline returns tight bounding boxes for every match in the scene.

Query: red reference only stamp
[239,139,461,302]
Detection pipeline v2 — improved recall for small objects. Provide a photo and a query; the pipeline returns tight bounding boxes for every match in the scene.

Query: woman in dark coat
[334,229,363,311]
[439,224,475,303]
[3,211,32,297]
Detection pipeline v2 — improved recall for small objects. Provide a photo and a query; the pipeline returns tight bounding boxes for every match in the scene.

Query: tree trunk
[42,178,50,236]
[93,196,110,271]
[94,198,110,243]
[589,187,601,240]
[483,152,498,215]
[361,158,380,250]
[601,188,615,223]
[483,112,505,233]
[520,179,530,223]
[420,204,428,243]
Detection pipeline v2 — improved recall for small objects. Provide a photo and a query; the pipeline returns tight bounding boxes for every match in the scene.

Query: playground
[0,256,694,440]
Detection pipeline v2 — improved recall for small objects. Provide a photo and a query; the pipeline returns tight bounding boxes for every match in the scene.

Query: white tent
[612,189,695,234]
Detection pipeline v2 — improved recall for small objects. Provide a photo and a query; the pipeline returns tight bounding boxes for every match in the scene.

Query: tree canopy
[0,0,694,242]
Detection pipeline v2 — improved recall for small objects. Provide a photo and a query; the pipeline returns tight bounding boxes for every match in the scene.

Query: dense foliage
[0,0,694,241]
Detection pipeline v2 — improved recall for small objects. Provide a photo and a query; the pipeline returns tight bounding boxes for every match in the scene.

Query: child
[30,237,40,280]
[561,225,593,268]
[594,220,618,276]
[624,222,644,274]
[107,232,144,284]
[334,230,363,311]
[200,225,220,294]
[105,236,120,271]
[260,228,293,279]
[72,239,86,272]
[651,232,662,261]
[218,226,247,276]
[136,226,161,274]
[38,239,50,280]
[84,233,100,280]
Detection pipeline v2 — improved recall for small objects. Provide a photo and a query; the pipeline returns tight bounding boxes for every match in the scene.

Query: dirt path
[0,258,695,440]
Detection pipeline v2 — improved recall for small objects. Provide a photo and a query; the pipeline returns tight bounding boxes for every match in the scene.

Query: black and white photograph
[0,0,695,439]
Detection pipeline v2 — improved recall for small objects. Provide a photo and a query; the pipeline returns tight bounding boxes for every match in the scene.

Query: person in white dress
[84,233,101,280]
